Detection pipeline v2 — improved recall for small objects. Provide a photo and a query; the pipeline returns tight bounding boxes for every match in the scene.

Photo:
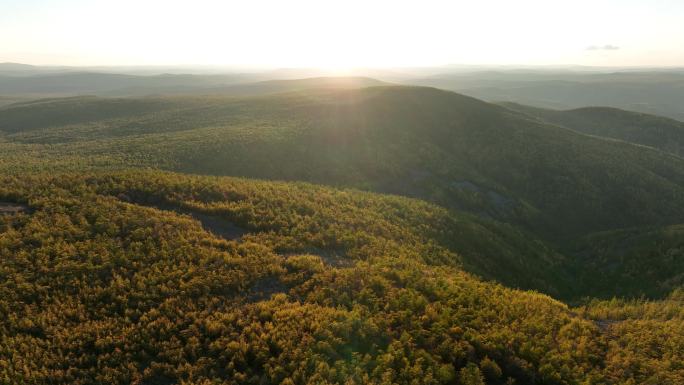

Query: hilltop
[0,62,37,71]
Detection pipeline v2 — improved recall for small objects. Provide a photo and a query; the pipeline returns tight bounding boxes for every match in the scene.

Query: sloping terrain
[3,86,684,237]
[501,102,684,157]
[0,171,681,384]
[4,85,684,299]
[569,225,684,298]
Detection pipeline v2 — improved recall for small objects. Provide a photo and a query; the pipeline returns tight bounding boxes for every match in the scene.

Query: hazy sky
[1,0,683,68]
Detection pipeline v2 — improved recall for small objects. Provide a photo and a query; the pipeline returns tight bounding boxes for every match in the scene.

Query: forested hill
[500,102,684,157]
[0,171,681,384]
[4,86,684,239]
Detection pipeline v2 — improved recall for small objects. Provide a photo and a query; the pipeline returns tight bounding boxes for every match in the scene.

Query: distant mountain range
[3,63,684,120]
[411,70,684,121]
[500,102,684,157]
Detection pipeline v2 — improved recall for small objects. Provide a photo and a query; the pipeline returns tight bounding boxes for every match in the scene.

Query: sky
[1,0,683,68]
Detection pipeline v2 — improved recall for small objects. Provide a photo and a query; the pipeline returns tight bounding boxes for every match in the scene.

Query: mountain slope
[0,170,681,384]
[4,86,684,298]
[501,102,684,157]
[570,224,684,298]
[4,86,684,237]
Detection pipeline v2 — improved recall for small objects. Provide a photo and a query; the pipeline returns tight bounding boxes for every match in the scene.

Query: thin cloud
[586,45,620,51]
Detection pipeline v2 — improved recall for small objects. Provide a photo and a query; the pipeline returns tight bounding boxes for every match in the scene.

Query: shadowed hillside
[501,102,684,157]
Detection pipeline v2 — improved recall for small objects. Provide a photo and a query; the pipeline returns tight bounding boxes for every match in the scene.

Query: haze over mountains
[412,69,684,121]
[4,62,684,120]
[2,63,684,383]
[501,102,684,157]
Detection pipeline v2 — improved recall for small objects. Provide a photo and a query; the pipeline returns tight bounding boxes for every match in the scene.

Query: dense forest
[4,0,684,379]
[0,171,682,384]
[3,86,684,298]
[1,82,684,384]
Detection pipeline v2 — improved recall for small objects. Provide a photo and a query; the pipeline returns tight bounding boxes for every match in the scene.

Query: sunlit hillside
[1,171,682,384]
[3,0,684,382]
